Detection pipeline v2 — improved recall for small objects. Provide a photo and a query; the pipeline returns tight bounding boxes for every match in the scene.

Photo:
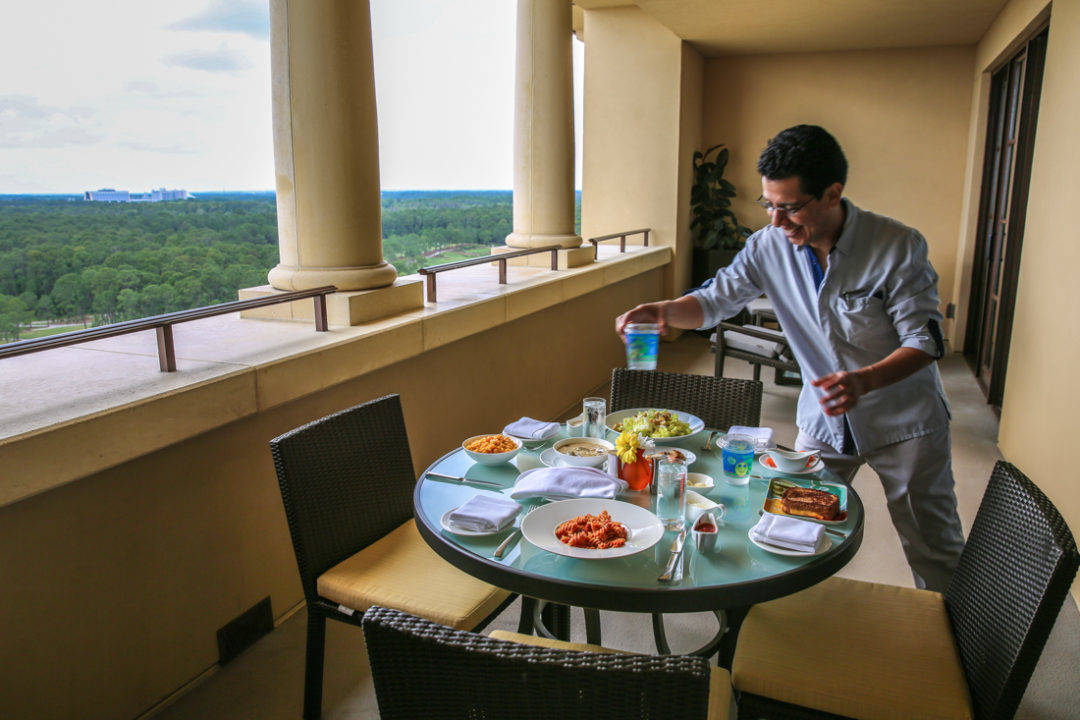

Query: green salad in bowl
[612,409,692,438]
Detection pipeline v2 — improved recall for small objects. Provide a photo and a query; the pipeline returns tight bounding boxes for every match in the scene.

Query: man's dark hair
[756,125,848,198]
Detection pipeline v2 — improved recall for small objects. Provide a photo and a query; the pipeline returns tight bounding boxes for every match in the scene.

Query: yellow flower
[615,431,641,464]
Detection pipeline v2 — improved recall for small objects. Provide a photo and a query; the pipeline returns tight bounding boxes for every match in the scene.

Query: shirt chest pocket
[835,294,897,351]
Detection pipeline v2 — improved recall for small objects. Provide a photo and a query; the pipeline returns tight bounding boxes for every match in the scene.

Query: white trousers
[795,429,966,592]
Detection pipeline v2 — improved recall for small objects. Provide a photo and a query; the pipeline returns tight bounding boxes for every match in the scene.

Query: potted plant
[690,144,754,287]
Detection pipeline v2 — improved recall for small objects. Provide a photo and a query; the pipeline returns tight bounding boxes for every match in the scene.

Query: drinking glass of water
[582,397,607,440]
[655,458,687,531]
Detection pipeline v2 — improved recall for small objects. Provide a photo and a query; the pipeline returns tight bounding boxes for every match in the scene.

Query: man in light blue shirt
[616,125,964,591]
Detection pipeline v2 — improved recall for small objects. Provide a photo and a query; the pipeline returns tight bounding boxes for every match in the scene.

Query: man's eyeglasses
[757,195,814,216]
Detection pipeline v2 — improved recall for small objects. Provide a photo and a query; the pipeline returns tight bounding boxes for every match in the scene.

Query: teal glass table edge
[412,429,863,654]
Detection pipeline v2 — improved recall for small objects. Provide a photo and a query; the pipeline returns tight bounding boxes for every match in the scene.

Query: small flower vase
[618,448,654,491]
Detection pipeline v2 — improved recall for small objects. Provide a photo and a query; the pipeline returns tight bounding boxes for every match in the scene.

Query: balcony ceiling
[574,0,1010,55]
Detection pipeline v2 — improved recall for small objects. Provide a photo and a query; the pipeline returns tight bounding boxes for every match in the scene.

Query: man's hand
[614,295,705,339]
[615,302,668,338]
[811,370,870,416]
[812,347,936,415]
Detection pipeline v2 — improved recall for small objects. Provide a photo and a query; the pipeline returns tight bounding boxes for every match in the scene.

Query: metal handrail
[418,245,563,303]
[586,228,650,259]
[0,286,337,372]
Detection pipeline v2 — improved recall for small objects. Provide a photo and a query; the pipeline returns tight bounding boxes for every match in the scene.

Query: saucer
[760,454,825,475]
[539,447,569,468]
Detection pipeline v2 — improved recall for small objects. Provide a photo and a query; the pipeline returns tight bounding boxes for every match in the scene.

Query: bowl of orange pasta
[462,434,523,465]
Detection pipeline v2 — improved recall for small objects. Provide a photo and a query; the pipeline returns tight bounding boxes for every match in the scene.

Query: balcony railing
[586,228,650,259]
[0,286,336,372]
[418,245,563,303]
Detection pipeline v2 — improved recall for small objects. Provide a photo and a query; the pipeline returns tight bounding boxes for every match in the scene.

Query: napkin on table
[728,425,775,450]
[503,417,561,440]
[447,495,522,532]
[510,467,628,501]
[750,513,825,553]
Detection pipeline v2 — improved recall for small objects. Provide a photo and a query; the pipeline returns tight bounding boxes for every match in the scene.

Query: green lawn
[17,323,85,340]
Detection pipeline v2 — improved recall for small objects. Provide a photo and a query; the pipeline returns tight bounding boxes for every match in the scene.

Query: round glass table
[413,428,863,663]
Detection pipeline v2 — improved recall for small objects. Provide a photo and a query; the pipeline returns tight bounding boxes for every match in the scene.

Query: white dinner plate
[440,509,517,537]
[747,527,833,557]
[520,498,665,559]
[759,454,826,475]
[604,408,705,445]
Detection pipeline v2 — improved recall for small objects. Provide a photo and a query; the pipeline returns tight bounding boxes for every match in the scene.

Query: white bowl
[551,437,615,467]
[565,414,585,437]
[686,472,714,490]
[764,448,819,473]
[462,434,523,465]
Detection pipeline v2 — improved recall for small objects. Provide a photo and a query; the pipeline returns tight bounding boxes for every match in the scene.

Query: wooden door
[965,27,1048,407]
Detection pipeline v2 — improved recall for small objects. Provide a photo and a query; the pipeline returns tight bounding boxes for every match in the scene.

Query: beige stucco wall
[0,271,662,720]
[703,46,975,334]
[581,6,701,296]
[973,0,1080,607]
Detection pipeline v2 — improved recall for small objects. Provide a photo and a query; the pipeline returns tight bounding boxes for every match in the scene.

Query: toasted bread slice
[781,487,840,521]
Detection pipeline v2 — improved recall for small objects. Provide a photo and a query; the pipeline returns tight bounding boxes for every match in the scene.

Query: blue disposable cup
[624,323,660,370]
[721,433,755,485]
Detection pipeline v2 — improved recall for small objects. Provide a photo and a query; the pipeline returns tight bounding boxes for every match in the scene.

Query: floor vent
[217,596,273,665]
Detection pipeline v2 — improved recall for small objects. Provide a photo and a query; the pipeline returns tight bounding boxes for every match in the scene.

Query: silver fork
[701,431,720,451]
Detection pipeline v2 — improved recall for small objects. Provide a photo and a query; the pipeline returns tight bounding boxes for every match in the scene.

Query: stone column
[266,0,398,291]
[505,0,582,250]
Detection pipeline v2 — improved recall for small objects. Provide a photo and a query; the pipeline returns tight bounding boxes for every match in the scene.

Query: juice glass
[721,433,755,485]
[624,323,660,370]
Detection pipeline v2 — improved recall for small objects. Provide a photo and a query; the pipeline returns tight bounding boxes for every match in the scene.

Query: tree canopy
[0,190,580,341]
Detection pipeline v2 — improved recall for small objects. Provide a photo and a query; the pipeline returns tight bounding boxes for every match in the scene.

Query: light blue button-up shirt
[691,199,949,454]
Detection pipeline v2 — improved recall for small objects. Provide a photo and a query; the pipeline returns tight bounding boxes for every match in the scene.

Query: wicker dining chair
[609,368,763,430]
[362,605,733,720]
[269,395,514,719]
[732,461,1080,720]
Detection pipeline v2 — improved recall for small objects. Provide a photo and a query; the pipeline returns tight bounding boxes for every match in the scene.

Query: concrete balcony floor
[153,334,1080,720]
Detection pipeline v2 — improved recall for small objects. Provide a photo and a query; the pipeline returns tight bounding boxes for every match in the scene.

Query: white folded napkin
[750,513,825,553]
[510,467,628,501]
[503,417,561,440]
[447,495,522,533]
[728,425,775,450]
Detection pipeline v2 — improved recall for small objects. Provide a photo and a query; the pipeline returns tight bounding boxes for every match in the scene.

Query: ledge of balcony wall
[0,244,670,508]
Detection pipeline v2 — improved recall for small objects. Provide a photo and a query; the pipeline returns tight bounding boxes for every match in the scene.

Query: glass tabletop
[413,428,864,613]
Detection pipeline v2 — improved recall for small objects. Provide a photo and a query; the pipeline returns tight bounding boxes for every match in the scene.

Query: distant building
[84,188,192,202]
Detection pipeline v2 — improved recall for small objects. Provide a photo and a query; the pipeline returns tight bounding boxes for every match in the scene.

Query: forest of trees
[0,190,581,341]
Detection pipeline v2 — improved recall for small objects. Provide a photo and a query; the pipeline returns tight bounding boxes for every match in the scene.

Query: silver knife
[658,530,687,583]
[493,528,521,558]
[425,472,503,489]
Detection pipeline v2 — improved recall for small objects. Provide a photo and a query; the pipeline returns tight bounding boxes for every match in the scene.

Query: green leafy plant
[690,144,753,250]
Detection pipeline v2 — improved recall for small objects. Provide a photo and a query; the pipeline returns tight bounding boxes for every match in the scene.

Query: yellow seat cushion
[490,630,731,720]
[316,519,510,630]
[732,576,972,720]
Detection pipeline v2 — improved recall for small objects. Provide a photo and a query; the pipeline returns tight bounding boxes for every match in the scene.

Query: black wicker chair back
[945,461,1079,720]
[362,605,713,720]
[270,394,416,603]
[609,368,763,430]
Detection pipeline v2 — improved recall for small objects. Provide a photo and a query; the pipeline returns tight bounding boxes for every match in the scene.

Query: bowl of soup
[552,438,615,467]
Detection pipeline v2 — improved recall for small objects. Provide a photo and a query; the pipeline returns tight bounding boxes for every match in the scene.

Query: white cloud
[164,44,252,74]
[0,95,104,148]
[168,1,270,39]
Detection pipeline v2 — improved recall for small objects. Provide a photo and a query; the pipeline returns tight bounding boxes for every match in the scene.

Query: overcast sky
[0,0,584,194]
